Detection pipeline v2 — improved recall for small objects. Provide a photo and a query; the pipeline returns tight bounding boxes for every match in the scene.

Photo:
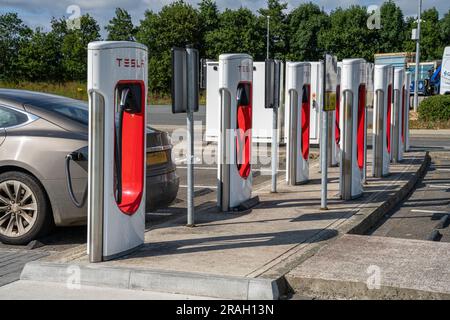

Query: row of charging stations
[83,41,413,262]
[372,66,411,179]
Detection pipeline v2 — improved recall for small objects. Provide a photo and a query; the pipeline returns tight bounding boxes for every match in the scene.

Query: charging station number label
[324,91,337,111]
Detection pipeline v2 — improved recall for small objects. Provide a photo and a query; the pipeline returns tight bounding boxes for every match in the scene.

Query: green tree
[378,0,405,53]
[403,8,444,61]
[318,6,378,62]
[198,0,219,58]
[136,0,200,92]
[16,28,63,81]
[286,2,329,61]
[421,8,444,60]
[440,10,450,48]
[205,8,265,60]
[106,8,136,41]
[0,13,32,81]
[57,14,101,80]
[258,0,288,60]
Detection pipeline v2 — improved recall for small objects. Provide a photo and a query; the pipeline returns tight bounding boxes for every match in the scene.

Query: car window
[0,107,29,128]
[42,100,88,126]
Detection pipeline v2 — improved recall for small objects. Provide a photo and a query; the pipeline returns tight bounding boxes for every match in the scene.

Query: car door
[0,127,5,146]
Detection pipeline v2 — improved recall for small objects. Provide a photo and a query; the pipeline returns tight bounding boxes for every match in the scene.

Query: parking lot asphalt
[369,152,450,242]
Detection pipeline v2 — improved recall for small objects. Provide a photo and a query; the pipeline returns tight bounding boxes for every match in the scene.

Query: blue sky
[1,0,449,36]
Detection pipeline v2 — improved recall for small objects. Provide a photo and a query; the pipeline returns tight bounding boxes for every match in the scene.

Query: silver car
[0,89,179,245]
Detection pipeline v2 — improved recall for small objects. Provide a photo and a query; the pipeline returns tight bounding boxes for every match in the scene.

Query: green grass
[0,81,206,105]
[409,119,450,129]
[0,81,89,101]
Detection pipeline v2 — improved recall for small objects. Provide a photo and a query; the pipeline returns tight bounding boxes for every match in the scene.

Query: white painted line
[258,169,287,173]
[177,166,216,170]
[427,184,450,189]
[179,185,217,189]
[411,209,450,214]
[420,145,450,150]
[436,168,450,172]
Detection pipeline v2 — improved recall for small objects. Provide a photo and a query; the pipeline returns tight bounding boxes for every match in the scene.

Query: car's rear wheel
[0,171,53,245]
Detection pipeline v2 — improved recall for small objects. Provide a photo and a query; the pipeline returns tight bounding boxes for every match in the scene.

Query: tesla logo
[116,58,145,68]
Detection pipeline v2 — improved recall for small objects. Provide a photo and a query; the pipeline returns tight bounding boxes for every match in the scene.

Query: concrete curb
[20,261,281,300]
[292,276,450,300]
[264,152,429,282]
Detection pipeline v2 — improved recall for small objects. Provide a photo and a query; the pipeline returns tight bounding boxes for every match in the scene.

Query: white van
[440,46,450,95]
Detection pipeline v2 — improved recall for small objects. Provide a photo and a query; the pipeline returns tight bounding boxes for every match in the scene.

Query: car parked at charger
[0,89,179,245]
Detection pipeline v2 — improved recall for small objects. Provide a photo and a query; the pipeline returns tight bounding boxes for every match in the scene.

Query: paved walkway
[20,150,427,300]
[287,234,450,299]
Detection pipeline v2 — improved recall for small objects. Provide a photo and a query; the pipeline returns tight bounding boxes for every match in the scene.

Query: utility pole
[266,16,270,60]
[266,15,279,194]
[321,55,328,210]
[413,0,422,112]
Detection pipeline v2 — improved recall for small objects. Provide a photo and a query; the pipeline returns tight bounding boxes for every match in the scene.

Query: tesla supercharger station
[340,59,366,200]
[87,41,147,262]
[286,62,311,185]
[328,66,341,167]
[404,71,411,152]
[206,61,284,143]
[333,63,343,167]
[309,62,322,146]
[392,68,405,163]
[372,64,393,177]
[363,63,374,183]
[217,54,254,212]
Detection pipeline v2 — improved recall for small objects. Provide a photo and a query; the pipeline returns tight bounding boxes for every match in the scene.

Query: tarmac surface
[370,152,450,242]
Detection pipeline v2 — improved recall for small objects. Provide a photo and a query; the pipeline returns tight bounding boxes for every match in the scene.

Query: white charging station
[309,62,322,146]
[206,61,284,143]
[332,63,343,167]
[340,58,366,200]
[87,41,147,262]
[328,65,341,167]
[286,62,311,185]
[392,68,405,163]
[284,61,339,165]
[372,64,393,177]
[404,71,411,152]
[217,54,253,211]
[206,61,220,142]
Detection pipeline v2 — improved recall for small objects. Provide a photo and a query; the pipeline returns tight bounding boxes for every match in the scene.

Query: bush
[418,95,450,122]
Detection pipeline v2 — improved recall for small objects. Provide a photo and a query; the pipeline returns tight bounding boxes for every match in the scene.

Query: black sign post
[171,46,199,227]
